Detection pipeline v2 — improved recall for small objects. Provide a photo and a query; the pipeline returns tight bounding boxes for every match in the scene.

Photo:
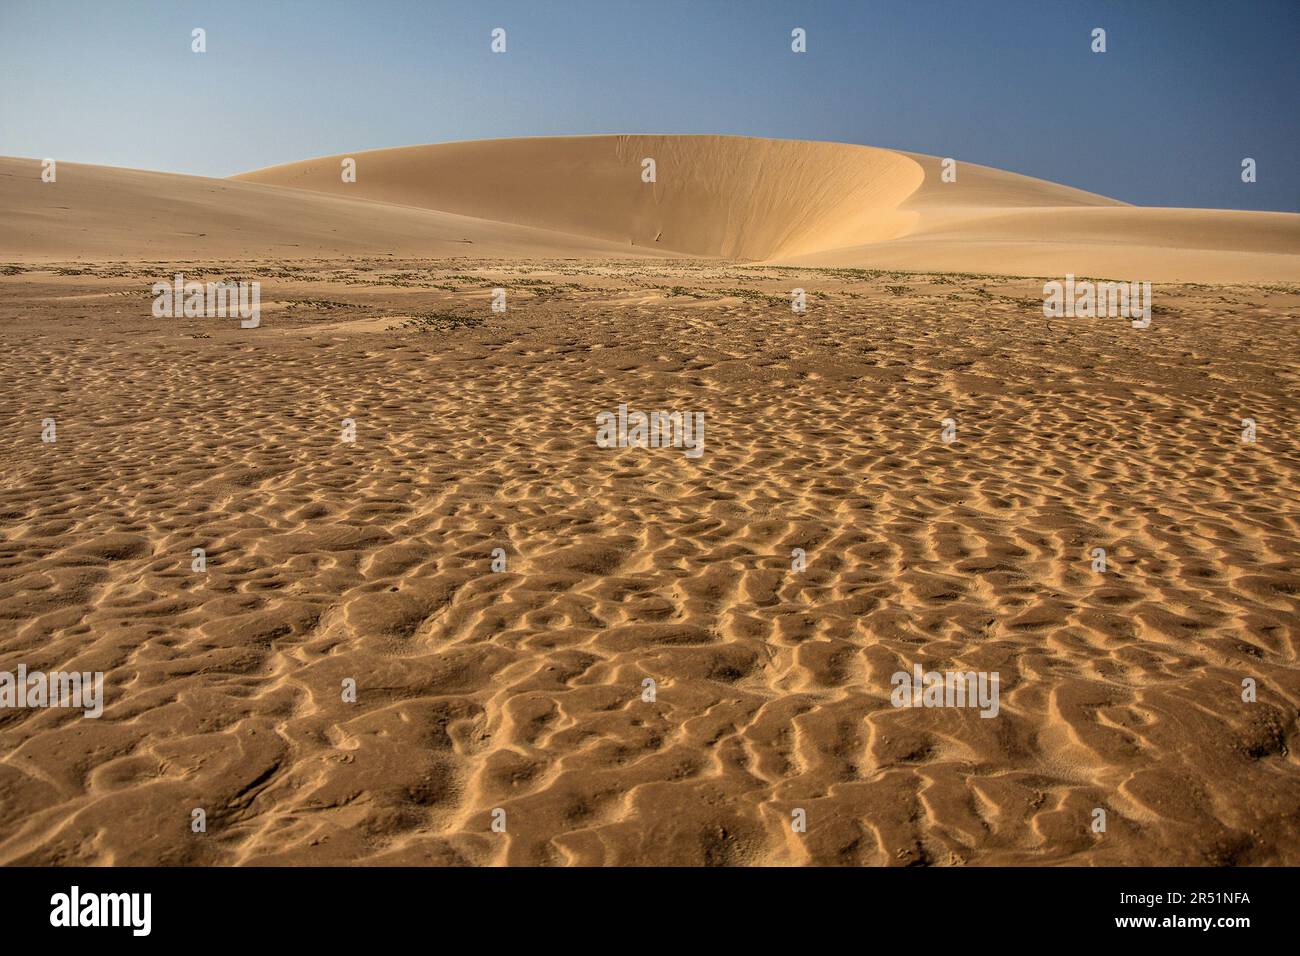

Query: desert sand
[0,135,1297,866]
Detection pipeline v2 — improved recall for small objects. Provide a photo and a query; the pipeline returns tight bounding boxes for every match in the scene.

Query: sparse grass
[391,310,485,332]
[713,288,787,306]
[285,298,359,311]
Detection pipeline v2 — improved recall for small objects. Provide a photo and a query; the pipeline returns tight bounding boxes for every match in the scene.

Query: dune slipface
[0,134,1298,869]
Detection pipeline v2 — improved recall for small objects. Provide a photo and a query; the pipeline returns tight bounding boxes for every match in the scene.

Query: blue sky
[1,0,1295,210]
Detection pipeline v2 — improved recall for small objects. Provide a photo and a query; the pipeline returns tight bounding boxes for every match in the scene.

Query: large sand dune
[234,135,1300,282]
[236,136,935,259]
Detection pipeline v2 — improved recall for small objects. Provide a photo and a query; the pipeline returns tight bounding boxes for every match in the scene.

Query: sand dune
[234,135,1300,282]
[5,136,1296,282]
[798,162,1300,282]
[235,135,932,259]
[0,157,665,261]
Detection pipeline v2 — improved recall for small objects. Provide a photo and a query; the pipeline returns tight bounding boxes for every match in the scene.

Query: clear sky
[1,0,1295,211]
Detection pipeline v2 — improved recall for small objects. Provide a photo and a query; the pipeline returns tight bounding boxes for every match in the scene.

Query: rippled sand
[1,260,1297,865]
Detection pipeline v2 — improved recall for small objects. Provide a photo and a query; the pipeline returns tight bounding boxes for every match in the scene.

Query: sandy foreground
[0,136,1298,865]
[1,259,1297,866]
